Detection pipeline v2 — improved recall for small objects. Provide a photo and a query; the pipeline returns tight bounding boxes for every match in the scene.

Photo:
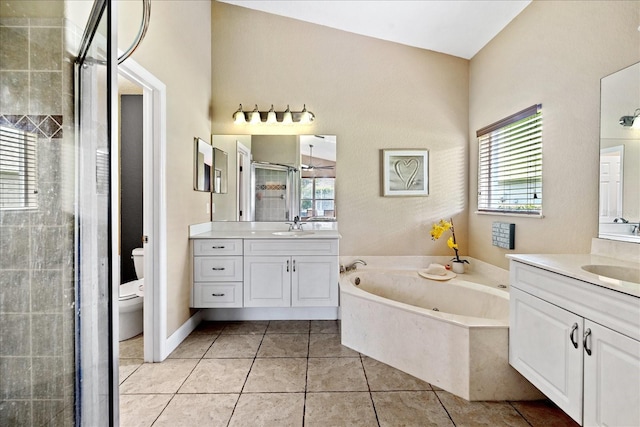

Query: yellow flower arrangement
[430,218,468,264]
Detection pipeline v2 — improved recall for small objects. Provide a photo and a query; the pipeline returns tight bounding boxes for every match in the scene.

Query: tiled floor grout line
[224,324,268,427]
[359,353,382,427]
[432,389,457,426]
[149,332,222,426]
[508,401,534,427]
[302,326,311,427]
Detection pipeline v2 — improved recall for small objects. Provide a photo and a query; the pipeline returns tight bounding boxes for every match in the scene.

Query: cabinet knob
[286,260,290,272]
[583,328,592,356]
[211,267,225,271]
[293,260,296,272]
[211,293,225,297]
[212,246,225,249]
[570,323,579,349]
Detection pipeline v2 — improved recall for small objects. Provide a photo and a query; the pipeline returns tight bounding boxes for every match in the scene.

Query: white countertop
[189,221,341,240]
[507,253,640,298]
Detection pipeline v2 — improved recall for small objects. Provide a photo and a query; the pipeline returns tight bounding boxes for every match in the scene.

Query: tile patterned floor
[119,320,579,427]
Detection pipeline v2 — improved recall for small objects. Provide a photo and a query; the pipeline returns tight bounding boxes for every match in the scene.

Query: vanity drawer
[244,239,339,256]
[194,256,243,281]
[193,239,243,256]
[193,282,242,307]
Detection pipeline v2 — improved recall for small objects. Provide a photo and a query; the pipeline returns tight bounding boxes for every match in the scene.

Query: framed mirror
[599,62,640,243]
[211,134,336,222]
[194,137,213,192]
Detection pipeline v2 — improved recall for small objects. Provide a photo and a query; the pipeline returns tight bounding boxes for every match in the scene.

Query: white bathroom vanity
[508,243,640,426]
[189,221,340,320]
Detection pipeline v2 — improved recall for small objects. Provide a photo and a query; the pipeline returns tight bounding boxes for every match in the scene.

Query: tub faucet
[341,259,367,273]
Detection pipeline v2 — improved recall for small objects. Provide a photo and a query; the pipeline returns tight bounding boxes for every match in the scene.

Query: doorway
[117,60,167,362]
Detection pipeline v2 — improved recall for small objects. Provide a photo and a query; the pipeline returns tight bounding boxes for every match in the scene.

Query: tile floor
[119,320,579,427]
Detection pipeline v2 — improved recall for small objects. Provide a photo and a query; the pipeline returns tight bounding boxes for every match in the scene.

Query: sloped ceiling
[218,0,531,59]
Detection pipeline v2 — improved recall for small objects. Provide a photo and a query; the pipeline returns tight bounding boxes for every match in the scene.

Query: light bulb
[233,104,246,124]
[282,105,293,125]
[249,105,261,124]
[299,104,312,124]
[266,105,277,124]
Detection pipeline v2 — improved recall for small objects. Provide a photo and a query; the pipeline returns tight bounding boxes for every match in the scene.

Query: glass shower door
[75,0,117,424]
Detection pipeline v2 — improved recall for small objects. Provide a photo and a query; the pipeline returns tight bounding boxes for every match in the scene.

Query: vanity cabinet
[509,261,640,426]
[191,236,340,311]
[243,239,339,308]
[192,239,243,308]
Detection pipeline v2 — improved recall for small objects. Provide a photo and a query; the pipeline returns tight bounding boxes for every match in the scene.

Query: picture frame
[381,149,429,196]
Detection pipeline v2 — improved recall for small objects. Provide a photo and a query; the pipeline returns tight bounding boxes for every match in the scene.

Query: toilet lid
[120,279,144,299]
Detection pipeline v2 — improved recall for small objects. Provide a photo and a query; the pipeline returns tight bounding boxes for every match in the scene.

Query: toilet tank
[132,248,144,279]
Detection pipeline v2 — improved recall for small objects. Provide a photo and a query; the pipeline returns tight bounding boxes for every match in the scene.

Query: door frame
[118,58,167,362]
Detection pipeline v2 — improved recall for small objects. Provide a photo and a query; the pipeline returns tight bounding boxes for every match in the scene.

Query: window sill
[475,210,544,219]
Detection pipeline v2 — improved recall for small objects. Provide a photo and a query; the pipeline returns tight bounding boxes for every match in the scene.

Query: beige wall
[119,1,212,336]
[211,2,470,257]
[469,0,640,269]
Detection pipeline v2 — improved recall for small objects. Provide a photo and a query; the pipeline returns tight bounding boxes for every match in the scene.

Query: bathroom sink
[272,231,315,237]
[581,264,640,284]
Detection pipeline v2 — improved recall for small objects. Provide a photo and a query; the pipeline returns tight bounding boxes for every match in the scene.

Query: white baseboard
[163,310,203,359]
[201,307,339,321]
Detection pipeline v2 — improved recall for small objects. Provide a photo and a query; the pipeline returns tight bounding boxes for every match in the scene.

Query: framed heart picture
[381,149,429,196]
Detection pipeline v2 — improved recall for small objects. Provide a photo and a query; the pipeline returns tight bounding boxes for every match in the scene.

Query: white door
[509,288,584,424]
[291,256,339,307]
[583,320,640,427]
[599,146,623,222]
[243,256,291,307]
[236,141,251,221]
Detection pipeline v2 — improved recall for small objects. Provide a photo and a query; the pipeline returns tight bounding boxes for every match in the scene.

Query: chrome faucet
[341,259,367,273]
[286,216,305,231]
[614,217,629,223]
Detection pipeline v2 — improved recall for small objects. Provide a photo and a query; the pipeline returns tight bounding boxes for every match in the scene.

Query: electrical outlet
[206,202,210,215]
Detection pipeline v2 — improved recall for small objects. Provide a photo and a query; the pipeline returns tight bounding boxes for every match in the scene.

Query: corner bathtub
[340,270,542,401]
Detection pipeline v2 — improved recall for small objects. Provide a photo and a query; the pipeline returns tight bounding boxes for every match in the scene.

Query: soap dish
[418,270,456,281]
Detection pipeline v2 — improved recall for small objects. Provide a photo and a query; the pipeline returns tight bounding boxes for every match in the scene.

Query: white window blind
[0,125,38,210]
[477,104,542,215]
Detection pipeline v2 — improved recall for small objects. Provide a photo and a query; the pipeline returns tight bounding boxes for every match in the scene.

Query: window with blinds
[0,125,38,210]
[477,104,542,215]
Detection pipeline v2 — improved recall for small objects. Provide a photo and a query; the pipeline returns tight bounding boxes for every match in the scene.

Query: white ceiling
[218,0,531,59]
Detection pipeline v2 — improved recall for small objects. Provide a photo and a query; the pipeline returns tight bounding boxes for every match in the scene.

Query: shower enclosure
[1,0,120,424]
[250,162,299,221]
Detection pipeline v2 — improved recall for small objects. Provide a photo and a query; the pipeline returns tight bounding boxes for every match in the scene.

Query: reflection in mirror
[213,147,228,194]
[194,137,212,192]
[599,62,640,243]
[211,135,336,222]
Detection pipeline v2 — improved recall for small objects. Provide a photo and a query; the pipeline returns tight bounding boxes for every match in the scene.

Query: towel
[424,263,447,276]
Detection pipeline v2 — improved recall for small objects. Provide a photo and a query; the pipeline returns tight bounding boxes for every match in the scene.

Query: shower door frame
[74,0,119,424]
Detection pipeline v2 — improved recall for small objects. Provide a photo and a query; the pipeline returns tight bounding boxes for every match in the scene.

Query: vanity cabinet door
[583,320,640,427]
[291,256,338,307]
[243,256,290,307]
[509,287,584,424]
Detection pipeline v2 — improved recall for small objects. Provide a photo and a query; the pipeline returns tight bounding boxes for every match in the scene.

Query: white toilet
[119,247,144,341]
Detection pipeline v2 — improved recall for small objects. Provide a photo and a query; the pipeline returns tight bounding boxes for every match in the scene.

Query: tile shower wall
[0,16,75,426]
[254,168,289,221]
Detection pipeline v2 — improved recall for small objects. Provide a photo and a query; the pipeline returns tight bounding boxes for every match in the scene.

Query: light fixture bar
[232,104,315,124]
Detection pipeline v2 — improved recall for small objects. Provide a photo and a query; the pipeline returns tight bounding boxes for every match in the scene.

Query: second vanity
[507,240,640,427]
[190,221,340,319]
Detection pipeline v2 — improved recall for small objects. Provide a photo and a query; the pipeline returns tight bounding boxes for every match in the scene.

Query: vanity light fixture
[231,104,315,125]
[619,108,640,128]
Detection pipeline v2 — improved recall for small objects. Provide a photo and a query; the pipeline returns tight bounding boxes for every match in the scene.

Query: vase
[451,260,465,274]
